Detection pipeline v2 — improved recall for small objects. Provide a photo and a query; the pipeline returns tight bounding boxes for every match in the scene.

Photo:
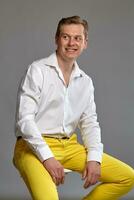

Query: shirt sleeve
[16,63,54,162]
[78,78,103,163]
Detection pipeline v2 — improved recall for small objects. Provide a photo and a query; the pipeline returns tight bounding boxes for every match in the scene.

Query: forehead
[60,24,85,36]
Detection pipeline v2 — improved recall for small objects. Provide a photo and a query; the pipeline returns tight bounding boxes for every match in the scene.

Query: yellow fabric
[13,134,134,200]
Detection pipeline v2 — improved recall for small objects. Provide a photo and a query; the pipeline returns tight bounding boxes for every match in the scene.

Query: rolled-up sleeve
[78,78,103,163]
[16,64,54,162]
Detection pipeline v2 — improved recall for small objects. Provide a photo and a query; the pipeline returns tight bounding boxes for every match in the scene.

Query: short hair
[55,16,89,40]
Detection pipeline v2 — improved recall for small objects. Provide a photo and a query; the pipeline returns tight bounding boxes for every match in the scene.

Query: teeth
[66,49,77,51]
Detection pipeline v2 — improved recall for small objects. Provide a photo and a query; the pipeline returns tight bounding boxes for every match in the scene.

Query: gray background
[0,0,134,199]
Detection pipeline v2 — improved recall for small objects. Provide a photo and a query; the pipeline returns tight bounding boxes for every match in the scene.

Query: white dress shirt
[15,52,103,163]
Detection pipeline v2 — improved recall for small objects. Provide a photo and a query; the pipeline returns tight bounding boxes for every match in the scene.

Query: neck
[56,52,75,86]
[56,52,75,74]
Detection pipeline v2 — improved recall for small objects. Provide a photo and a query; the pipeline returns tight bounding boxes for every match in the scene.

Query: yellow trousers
[13,134,134,200]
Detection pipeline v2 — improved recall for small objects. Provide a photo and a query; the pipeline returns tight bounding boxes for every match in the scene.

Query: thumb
[82,168,87,180]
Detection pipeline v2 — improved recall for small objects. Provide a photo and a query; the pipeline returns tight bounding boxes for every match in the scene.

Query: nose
[68,37,75,45]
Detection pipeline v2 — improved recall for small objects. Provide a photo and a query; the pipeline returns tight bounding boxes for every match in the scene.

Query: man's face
[56,24,87,61]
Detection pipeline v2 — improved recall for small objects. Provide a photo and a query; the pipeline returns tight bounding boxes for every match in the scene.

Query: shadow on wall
[0,198,30,200]
[0,196,32,200]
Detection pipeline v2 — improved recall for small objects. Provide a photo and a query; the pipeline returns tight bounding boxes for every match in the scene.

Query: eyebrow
[60,33,83,37]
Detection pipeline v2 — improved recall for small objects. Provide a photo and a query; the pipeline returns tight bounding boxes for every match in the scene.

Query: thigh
[100,153,134,183]
[62,135,87,173]
[13,139,59,200]
[43,134,87,173]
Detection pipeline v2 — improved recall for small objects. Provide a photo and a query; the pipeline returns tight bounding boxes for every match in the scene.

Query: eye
[75,36,83,42]
[62,34,69,40]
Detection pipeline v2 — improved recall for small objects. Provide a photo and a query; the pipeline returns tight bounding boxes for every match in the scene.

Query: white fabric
[15,52,103,163]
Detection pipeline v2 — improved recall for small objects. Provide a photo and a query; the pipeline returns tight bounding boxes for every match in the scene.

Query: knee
[123,166,134,188]
[128,169,134,187]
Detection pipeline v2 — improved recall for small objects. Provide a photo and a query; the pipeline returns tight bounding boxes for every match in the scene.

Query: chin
[65,52,79,59]
[66,55,78,60]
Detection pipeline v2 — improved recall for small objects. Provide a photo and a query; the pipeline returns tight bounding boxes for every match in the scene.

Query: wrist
[42,157,54,165]
[88,160,101,165]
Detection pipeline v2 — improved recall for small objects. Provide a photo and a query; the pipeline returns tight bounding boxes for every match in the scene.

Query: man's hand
[42,157,65,186]
[82,161,101,189]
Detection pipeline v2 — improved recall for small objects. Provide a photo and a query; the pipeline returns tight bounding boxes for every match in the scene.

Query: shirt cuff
[87,150,103,163]
[35,145,54,162]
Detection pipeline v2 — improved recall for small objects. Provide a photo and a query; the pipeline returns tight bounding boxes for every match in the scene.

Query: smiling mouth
[65,48,78,52]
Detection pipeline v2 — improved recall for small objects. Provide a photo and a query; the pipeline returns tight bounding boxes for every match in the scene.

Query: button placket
[62,86,69,134]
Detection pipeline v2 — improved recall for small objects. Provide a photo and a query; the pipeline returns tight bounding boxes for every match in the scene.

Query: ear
[84,39,88,49]
[55,36,58,45]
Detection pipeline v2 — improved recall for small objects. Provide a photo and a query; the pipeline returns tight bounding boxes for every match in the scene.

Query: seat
[64,168,72,173]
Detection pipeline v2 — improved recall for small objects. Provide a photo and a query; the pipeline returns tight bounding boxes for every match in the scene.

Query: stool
[64,168,72,173]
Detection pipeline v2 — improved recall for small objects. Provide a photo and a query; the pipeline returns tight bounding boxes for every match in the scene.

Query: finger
[83,172,92,189]
[82,169,87,180]
[91,172,100,184]
[61,170,65,184]
[89,174,97,185]
[56,168,64,185]
[83,178,91,188]
[52,176,57,185]
[51,171,60,185]
[55,174,61,186]
[84,174,99,188]
[83,172,97,188]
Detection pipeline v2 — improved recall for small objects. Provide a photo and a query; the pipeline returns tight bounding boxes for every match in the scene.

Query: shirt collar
[44,52,83,79]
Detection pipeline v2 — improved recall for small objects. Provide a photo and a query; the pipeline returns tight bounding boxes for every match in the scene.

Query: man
[13,16,134,200]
